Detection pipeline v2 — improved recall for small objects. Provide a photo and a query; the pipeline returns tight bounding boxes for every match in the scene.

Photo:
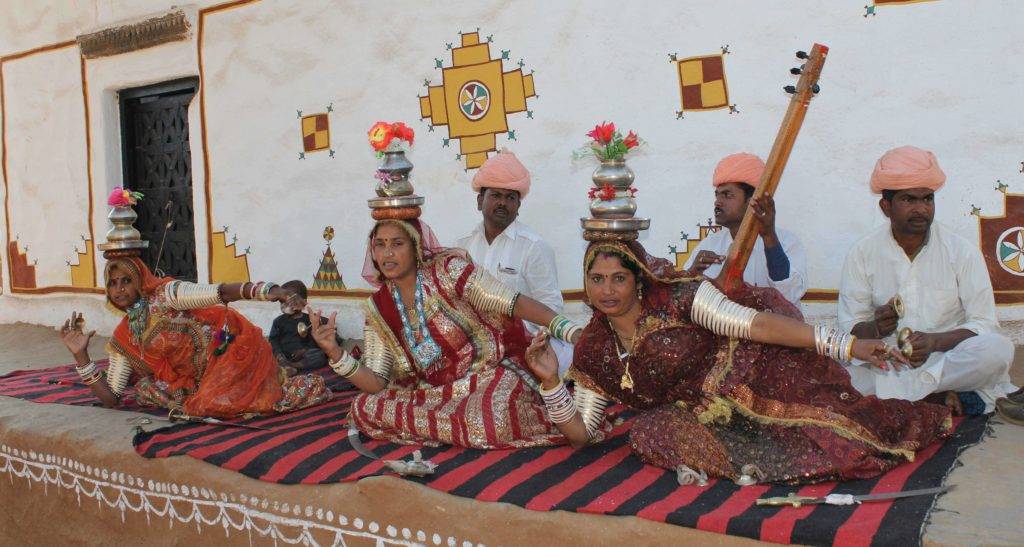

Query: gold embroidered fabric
[464,267,518,317]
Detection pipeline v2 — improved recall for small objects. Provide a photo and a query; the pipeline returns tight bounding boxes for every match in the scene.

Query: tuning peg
[811,84,820,94]
[796,50,809,59]
[783,85,796,94]
[790,67,802,75]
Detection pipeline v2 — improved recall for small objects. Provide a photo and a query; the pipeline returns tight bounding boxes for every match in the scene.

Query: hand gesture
[872,298,899,337]
[904,331,936,367]
[60,311,95,361]
[525,329,559,386]
[306,306,341,356]
[851,337,910,372]
[749,193,777,239]
[689,250,724,276]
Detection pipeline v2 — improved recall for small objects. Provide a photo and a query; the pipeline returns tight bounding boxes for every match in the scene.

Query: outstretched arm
[692,281,909,371]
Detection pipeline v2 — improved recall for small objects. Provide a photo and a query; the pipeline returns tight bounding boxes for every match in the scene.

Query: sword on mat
[756,485,953,507]
[167,408,272,431]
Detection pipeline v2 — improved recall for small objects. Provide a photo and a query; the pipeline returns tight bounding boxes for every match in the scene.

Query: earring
[637,283,644,301]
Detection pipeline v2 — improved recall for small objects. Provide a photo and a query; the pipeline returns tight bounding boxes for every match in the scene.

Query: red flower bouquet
[107,186,144,207]
[576,122,642,162]
[368,121,415,153]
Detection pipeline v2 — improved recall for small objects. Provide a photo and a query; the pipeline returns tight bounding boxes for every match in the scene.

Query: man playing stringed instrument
[684,153,807,305]
[838,146,1017,417]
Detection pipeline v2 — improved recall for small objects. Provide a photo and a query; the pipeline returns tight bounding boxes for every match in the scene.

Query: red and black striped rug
[2,364,986,546]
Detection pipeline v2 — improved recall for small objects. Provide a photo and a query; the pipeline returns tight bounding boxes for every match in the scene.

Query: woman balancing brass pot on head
[305,122,577,449]
[59,187,331,418]
[523,125,951,484]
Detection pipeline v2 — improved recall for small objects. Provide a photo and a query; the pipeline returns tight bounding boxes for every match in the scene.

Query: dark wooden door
[120,78,199,282]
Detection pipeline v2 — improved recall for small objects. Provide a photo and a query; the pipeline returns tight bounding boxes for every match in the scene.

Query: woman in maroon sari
[525,240,952,484]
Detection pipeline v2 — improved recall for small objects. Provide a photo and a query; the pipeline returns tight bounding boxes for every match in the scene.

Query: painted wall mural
[671,48,736,119]
[298,104,335,159]
[209,228,251,283]
[419,31,536,170]
[865,0,940,17]
[6,241,37,289]
[975,183,1024,304]
[667,220,722,270]
[310,226,345,293]
[68,236,96,288]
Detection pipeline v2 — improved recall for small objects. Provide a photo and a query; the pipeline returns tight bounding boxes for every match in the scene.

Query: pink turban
[471,149,531,198]
[713,153,765,188]
[870,146,946,194]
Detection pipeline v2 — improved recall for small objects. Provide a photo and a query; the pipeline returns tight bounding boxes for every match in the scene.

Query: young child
[269,280,341,372]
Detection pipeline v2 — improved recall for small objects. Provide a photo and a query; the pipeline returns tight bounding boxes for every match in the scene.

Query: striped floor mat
[2,364,985,546]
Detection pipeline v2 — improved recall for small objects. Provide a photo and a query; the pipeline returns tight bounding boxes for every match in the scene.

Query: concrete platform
[0,322,1021,546]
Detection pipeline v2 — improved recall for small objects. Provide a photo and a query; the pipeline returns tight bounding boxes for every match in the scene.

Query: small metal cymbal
[892,295,905,318]
[897,327,913,358]
[297,322,309,338]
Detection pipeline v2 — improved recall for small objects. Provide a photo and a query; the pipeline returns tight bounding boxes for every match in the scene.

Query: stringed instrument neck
[719,43,828,293]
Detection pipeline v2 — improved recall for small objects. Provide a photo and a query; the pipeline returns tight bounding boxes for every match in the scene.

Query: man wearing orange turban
[683,152,807,305]
[455,149,572,374]
[839,146,1017,420]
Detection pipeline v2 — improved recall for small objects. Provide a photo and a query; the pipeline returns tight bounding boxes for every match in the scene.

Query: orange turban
[870,146,946,194]
[713,153,765,188]
[471,149,531,198]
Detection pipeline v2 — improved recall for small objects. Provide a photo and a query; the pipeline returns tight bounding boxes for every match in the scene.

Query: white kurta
[683,227,807,305]
[455,220,574,374]
[838,222,1016,411]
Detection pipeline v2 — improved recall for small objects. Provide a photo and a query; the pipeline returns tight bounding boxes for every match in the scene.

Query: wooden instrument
[718,44,829,293]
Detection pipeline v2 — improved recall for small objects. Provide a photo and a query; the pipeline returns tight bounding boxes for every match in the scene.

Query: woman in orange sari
[58,257,331,418]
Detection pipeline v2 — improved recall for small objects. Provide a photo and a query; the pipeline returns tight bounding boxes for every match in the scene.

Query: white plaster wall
[2,0,1022,343]
[3,45,91,287]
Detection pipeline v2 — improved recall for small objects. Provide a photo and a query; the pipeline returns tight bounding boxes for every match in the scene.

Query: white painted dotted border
[0,444,485,547]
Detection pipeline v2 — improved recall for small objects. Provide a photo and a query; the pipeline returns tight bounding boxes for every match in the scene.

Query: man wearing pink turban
[683,152,808,305]
[455,149,572,374]
[839,146,1018,420]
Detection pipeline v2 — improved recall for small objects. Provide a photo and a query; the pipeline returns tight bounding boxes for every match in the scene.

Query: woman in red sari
[308,218,575,449]
[59,257,331,418]
[525,240,952,484]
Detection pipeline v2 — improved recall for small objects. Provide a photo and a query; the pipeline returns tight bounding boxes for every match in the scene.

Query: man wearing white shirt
[455,149,573,374]
[683,153,807,305]
[838,145,1017,416]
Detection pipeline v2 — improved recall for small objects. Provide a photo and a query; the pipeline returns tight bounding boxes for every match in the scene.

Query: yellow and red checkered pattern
[301,113,330,153]
[676,54,730,112]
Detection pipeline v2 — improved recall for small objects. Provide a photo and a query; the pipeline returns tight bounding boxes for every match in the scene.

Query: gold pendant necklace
[609,320,635,391]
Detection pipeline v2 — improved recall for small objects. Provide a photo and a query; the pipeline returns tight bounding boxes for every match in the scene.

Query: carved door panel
[120,79,198,281]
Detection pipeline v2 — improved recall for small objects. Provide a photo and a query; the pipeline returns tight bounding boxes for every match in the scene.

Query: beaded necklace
[390,272,442,368]
[126,297,149,345]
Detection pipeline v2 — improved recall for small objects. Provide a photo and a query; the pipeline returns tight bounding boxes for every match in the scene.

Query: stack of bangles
[329,350,360,378]
[547,315,582,344]
[814,325,856,362]
[539,379,577,424]
[242,281,278,301]
[75,361,103,386]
